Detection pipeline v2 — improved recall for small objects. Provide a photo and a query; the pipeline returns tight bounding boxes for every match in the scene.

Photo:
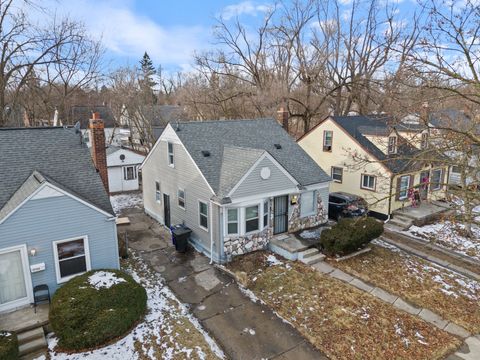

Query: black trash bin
[171,224,192,253]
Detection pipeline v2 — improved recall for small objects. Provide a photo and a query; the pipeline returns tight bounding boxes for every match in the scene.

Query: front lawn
[405,220,480,262]
[228,252,460,360]
[328,241,480,333]
[45,252,224,359]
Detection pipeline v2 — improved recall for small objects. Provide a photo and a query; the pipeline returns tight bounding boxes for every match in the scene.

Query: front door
[163,194,171,228]
[273,195,289,234]
[420,170,430,200]
[0,245,32,312]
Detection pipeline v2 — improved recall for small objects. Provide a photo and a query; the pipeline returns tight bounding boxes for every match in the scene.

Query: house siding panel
[231,157,297,199]
[0,195,118,294]
[142,139,218,257]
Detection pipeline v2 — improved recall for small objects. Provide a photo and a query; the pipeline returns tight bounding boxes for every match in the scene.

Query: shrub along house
[298,115,448,220]
[0,114,119,313]
[140,118,331,263]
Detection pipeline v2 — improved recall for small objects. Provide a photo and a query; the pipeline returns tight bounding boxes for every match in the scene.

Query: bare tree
[0,0,96,126]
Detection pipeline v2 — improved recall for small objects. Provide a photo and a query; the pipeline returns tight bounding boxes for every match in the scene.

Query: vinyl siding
[0,194,118,295]
[230,157,297,199]
[142,138,218,257]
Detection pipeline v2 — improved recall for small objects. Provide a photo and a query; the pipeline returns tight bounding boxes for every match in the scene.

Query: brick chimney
[277,101,289,133]
[89,112,109,193]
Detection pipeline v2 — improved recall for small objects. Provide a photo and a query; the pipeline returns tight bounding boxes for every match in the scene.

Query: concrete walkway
[122,210,327,360]
[312,261,480,359]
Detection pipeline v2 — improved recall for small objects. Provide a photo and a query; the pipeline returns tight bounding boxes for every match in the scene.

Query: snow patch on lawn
[375,240,480,301]
[110,193,143,215]
[42,253,225,360]
[266,254,283,266]
[299,229,320,239]
[88,271,127,290]
[404,221,480,261]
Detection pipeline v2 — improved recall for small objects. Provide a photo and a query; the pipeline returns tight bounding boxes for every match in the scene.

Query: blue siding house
[0,118,119,313]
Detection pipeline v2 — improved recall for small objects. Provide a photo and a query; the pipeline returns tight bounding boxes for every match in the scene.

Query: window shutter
[395,177,401,200]
[409,175,415,191]
[440,169,445,190]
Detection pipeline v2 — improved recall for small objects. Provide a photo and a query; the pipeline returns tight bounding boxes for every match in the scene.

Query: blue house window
[53,236,91,283]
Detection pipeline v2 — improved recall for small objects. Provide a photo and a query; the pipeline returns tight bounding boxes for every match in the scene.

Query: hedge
[0,331,18,360]
[49,269,147,351]
[319,217,384,256]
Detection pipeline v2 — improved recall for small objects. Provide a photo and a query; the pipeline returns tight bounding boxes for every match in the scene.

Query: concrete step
[17,327,44,345]
[300,253,326,265]
[388,218,412,230]
[19,336,47,357]
[20,348,47,360]
[298,248,319,259]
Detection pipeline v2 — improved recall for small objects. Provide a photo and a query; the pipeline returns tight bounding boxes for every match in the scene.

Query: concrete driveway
[120,209,327,360]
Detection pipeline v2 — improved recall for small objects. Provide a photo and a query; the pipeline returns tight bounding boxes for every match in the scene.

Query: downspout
[385,174,394,223]
[209,200,214,264]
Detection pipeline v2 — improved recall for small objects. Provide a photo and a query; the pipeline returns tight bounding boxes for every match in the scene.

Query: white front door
[0,245,33,312]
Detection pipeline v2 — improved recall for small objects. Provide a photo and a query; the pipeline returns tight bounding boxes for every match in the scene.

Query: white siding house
[107,146,145,193]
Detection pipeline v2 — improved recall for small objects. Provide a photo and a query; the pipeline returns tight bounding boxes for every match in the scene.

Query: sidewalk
[123,210,327,360]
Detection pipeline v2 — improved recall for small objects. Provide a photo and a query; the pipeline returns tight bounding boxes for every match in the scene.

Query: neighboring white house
[107,146,145,193]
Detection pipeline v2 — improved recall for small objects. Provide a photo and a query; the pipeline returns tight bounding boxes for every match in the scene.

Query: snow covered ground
[404,221,480,261]
[110,193,143,215]
[36,253,225,360]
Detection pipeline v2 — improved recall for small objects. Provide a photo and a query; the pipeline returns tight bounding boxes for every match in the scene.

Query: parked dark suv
[328,192,368,220]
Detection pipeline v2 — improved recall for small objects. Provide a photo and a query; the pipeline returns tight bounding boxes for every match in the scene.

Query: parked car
[328,192,368,220]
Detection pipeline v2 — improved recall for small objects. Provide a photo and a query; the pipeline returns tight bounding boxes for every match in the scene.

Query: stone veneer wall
[223,200,274,260]
[223,227,272,260]
[288,191,327,233]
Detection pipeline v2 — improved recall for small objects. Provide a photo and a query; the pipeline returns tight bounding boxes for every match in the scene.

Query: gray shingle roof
[173,119,330,195]
[218,146,265,198]
[331,116,423,174]
[0,127,114,216]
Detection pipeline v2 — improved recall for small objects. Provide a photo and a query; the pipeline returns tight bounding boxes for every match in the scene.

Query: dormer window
[421,132,428,149]
[388,136,397,154]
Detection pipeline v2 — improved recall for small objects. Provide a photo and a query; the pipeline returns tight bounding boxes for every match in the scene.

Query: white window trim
[300,191,316,217]
[177,188,186,209]
[155,181,161,203]
[52,236,91,284]
[123,165,137,181]
[398,175,410,200]
[331,166,343,183]
[431,169,443,191]
[263,200,269,228]
[388,136,397,154]
[199,200,209,232]
[361,174,376,191]
[224,199,269,237]
[226,208,239,235]
[323,130,333,151]
[167,142,174,167]
[244,204,260,235]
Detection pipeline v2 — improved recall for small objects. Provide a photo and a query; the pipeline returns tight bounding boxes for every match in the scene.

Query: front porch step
[298,247,319,260]
[299,252,326,265]
[18,326,47,358]
[17,327,44,345]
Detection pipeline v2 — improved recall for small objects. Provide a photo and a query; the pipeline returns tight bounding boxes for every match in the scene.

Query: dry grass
[228,252,460,360]
[328,242,480,333]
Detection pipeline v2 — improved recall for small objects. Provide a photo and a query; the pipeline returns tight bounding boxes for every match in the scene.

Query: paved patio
[122,208,327,360]
[394,200,453,220]
[0,304,49,332]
